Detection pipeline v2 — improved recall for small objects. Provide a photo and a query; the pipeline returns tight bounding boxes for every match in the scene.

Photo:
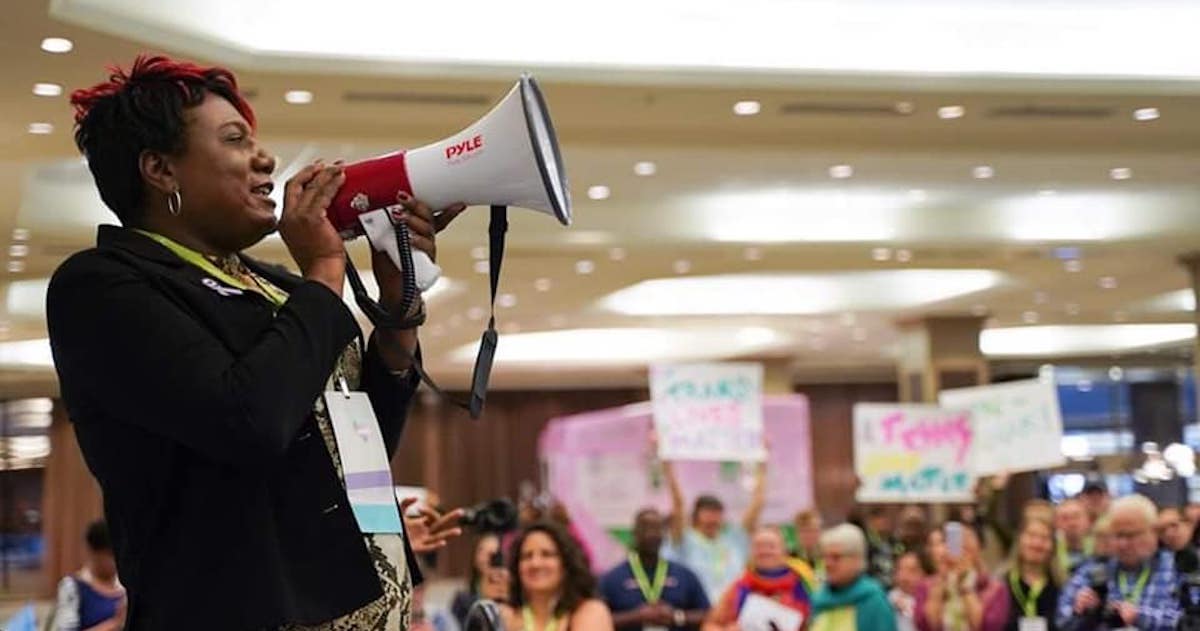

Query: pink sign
[540,396,814,572]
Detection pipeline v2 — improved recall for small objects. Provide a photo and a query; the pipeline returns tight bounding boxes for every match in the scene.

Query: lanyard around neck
[1008,569,1046,617]
[1118,565,1151,605]
[136,230,286,306]
[629,553,669,604]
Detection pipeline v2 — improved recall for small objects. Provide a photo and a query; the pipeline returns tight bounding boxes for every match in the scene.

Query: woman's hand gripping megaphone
[367,193,466,319]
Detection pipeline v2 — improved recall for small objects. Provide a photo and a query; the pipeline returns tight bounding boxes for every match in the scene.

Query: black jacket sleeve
[47,253,360,469]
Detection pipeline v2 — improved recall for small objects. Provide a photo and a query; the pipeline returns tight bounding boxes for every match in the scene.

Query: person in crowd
[914,524,994,631]
[51,55,465,630]
[792,509,825,581]
[703,526,817,631]
[1056,494,1180,630]
[663,454,767,603]
[890,552,927,631]
[52,520,126,631]
[1079,482,1111,525]
[1023,500,1056,526]
[810,524,898,631]
[601,508,711,631]
[1186,503,1200,548]
[500,522,613,630]
[1054,499,1094,576]
[451,534,502,629]
[864,506,900,587]
[1155,505,1195,554]
[1090,514,1113,559]
[980,516,1063,631]
[896,507,930,559]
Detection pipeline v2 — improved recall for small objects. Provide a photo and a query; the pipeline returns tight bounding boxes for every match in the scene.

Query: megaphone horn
[329,73,571,291]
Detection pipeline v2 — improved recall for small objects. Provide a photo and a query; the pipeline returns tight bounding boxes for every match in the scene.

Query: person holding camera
[1056,494,1181,630]
[51,55,464,630]
[601,508,711,631]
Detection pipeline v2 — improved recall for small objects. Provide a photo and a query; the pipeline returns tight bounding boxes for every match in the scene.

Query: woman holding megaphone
[47,55,466,630]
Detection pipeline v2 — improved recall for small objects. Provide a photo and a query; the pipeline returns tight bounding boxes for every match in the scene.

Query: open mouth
[251,182,274,199]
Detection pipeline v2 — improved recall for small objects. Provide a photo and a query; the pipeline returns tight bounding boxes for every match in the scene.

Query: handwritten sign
[651,363,766,462]
[854,403,975,503]
[940,378,1065,475]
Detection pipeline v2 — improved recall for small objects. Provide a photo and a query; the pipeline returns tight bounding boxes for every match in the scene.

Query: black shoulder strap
[345,206,508,419]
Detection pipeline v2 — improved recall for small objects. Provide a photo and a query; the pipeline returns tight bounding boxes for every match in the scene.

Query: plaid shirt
[1056,550,1181,630]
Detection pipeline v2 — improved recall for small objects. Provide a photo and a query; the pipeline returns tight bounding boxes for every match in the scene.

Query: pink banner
[540,396,813,572]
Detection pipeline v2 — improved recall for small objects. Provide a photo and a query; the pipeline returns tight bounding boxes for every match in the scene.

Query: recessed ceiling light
[284,90,314,104]
[27,122,53,135]
[467,307,486,321]
[534,278,552,292]
[894,101,915,115]
[907,189,927,202]
[673,259,692,274]
[498,293,518,308]
[1023,310,1040,324]
[32,83,62,97]
[470,246,487,260]
[633,161,657,176]
[608,247,626,261]
[938,105,965,119]
[1064,259,1083,273]
[11,229,29,242]
[1133,107,1160,122]
[587,185,610,200]
[1109,366,1125,381]
[575,260,595,275]
[971,304,988,316]
[733,100,761,116]
[896,249,913,263]
[1109,167,1133,180]
[8,245,28,258]
[743,247,763,262]
[1099,276,1118,289]
[473,260,489,274]
[7,261,25,273]
[972,165,995,179]
[871,247,892,262]
[40,37,73,54]
[829,164,854,179]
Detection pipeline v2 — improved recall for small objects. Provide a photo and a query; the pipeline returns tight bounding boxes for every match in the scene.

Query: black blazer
[47,225,423,630]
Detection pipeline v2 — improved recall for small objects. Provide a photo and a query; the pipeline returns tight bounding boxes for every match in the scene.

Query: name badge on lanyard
[1018,617,1047,631]
[325,386,403,533]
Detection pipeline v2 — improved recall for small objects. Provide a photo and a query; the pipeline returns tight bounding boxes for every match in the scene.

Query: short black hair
[84,519,111,552]
[70,55,255,226]
[692,494,724,520]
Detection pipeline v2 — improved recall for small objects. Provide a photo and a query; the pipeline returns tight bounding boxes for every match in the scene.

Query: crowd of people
[444,466,1200,631]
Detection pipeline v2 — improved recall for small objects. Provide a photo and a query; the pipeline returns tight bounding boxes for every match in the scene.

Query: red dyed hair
[71,54,254,128]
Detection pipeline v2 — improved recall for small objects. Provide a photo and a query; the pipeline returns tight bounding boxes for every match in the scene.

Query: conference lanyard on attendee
[522,607,565,631]
[1008,570,1046,617]
[630,553,669,604]
[1118,566,1151,605]
[137,230,287,306]
[695,532,731,577]
[1056,534,1094,570]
